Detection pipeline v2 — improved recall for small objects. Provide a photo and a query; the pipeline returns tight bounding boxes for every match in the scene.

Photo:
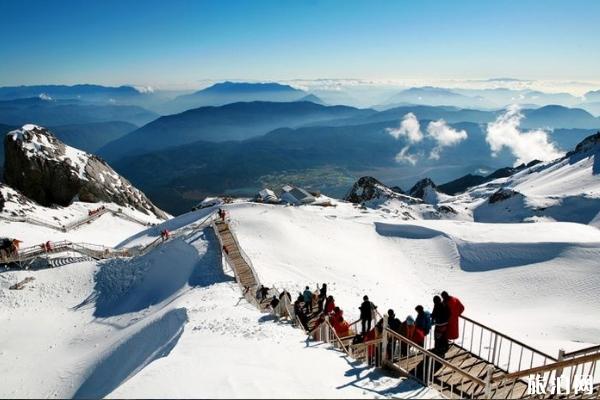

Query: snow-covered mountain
[4,124,168,219]
[351,131,600,226]
[1,128,600,398]
[444,131,600,225]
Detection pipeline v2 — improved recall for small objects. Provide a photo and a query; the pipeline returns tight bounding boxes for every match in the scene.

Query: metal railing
[2,211,217,268]
[489,351,600,399]
[1,205,157,233]
[218,218,600,399]
[385,327,488,399]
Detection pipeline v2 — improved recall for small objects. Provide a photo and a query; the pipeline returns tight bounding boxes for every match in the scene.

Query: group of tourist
[271,282,465,360]
[40,240,54,253]
[87,206,106,217]
[357,290,465,360]
[0,238,21,261]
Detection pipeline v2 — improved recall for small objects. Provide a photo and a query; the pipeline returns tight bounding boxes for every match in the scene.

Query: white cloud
[388,114,468,163]
[486,105,564,165]
[386,113,423,143]
[395,146,419,165]
[426,119,468,159]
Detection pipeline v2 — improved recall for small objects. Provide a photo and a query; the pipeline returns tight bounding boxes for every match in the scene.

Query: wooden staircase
[2,211,217,269]
[213,215,600,399]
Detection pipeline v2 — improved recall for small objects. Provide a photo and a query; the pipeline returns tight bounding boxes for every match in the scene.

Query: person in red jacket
[442,291,465,341]
[324,295,336,315]
[405,316,425,347]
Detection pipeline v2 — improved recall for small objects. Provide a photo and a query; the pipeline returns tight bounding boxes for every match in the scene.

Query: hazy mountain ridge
[98,101,374,161]
[0,97,158,126]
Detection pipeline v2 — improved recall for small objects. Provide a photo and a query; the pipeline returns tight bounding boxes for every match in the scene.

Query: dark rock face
[438,174,487,195]
[345,176,420,205]
[437,205,457,214]
[345,177,386,203]
[408,178,436,200]
[4,125,168,219]
[566,131,600,157]
[489,188,522,204]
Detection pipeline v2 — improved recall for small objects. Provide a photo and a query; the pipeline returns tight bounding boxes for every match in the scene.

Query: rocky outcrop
[408,178,437,200]
[489,188,522,204]
[4,124,168,219]
[345,176,420,204]
[566,131,600,157]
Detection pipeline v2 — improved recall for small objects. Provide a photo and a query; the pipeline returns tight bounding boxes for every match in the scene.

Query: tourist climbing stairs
[1,205,154,233]
[2,210,217,269]
[215,215,600,399]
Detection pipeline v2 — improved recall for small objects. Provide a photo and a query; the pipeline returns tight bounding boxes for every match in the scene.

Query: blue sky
[0,0,598,88]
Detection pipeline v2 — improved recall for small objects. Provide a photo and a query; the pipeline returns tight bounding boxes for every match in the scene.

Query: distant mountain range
[0,84,144,102]
[0,97,158,126]
[380,86,587,110]
[98,101,372,161]
[110,113,597,214]
[99,101,600,164]
[1,81,600,214]
[384,87,493,109]
[163,81,320,114]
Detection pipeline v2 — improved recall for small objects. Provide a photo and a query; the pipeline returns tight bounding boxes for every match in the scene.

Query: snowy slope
[422,133,600,224]
[351,133,600,226]
[0,184,163,248]
[0,204,440,399]
[229,202,600,356]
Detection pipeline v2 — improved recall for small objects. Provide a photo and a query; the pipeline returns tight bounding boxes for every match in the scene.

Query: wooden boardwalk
[214,216,600,399]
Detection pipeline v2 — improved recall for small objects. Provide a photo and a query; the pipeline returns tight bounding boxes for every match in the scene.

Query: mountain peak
[345,176,419,205]
[198,81,302,94]
[408,178,437,199]
[4,125,168,219]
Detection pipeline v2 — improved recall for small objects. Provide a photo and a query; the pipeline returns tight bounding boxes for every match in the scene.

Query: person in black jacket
[431,295,450,357]
[387,309,402,333]
[386,309,402,360]
[317,283,327,313]
[359,295,377,333]
[270,295,280,310]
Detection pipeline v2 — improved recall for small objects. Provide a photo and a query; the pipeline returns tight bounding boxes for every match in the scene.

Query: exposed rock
[438,174,487,195]
[438,161,541,196]
[4,124,168,219]
[408,178,437,200]
[345,176,420,204]
[566,131,600,157]
[489,188,522,204]
[437,205,457,214]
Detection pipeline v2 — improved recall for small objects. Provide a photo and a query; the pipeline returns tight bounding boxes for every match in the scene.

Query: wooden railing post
[382,315,389,362]
[484,364,495,398]
[556,348,565,378]
[491,333,499,364]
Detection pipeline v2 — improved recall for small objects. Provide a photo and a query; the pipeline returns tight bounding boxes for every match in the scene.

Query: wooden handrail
[563,344,600,358]
[349,337,383,349]
[460,315,558,362]
[491,351,600,383]
[385,328,488,387]
[324,319,351,354]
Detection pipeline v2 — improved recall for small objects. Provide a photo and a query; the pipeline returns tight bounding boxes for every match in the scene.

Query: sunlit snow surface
[1,197,598,397]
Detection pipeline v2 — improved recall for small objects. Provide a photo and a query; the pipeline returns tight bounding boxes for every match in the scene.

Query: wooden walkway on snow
[213,215,600,399]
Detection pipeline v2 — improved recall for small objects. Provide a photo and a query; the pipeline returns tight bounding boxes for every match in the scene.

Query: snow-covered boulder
[4,124,168,219]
